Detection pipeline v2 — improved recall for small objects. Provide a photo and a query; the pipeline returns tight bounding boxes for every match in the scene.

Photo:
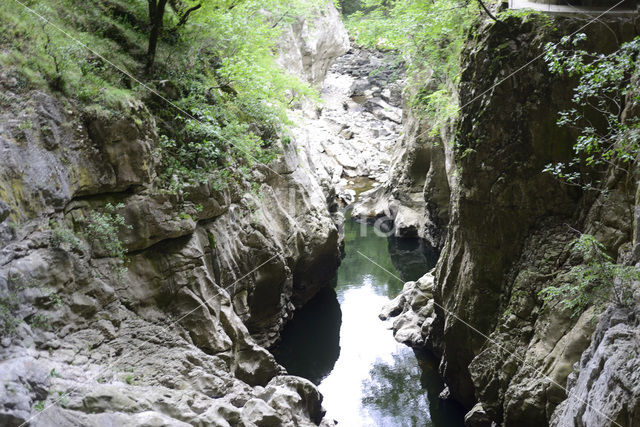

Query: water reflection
[273,219,464,426]
[387,236,439,282]
[362,351,431,426]
[363,349,466,427]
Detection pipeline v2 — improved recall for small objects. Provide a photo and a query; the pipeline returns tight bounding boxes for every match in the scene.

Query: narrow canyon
[0,1,639,426]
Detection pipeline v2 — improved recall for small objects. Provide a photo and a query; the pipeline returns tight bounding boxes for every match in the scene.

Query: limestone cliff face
[352,92,454,247]
[0,4,345,426]
[276,1,350,86]
[381,13,640,427]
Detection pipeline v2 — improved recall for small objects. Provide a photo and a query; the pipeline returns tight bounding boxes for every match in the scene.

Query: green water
[273,219,465,426]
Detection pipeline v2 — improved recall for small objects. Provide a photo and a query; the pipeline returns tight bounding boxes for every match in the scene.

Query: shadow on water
[272,218,465,426]
[387,235,440,282]
[270,287,342,385]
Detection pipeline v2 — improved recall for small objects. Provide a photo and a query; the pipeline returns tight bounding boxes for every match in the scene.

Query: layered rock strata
[0,2,347,425]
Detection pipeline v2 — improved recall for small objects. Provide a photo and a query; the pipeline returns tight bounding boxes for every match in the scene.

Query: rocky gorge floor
[291,48,405,206]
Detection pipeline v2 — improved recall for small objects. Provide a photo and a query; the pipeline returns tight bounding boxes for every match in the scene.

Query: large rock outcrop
[0,2,348,424]
[352,90,453,246]
[381,12,640,427]
[276,1,350,86]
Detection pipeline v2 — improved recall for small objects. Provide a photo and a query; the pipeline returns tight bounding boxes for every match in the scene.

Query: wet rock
[464,403,493,427]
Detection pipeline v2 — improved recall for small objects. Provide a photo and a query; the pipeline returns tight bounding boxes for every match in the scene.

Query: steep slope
[381,12,640,427]
[0,1,347,426]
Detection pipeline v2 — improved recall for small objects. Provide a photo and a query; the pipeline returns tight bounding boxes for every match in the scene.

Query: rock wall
[0,3,347,425]
[276,1,350,86]
[381,13,640,427]
[352,91,454,247]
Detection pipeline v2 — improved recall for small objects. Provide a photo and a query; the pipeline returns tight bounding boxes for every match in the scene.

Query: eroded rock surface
[277,2,350,86]
[378,13,640,427]
[0,2,347,425]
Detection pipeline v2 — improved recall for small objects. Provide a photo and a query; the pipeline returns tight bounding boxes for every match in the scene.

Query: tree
[147,0,169,72]
[146,0,204,71]
[543,34,640,190]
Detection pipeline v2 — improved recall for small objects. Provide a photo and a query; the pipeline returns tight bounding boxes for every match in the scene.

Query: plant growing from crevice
[49,221,83,252]
[539,234,640,317]
[543,34,640,191]
[84,203,131,279]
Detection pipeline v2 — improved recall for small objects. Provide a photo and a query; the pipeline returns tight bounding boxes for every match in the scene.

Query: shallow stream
[273,218,465,426]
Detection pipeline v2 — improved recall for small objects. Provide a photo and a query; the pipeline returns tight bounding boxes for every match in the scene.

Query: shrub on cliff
[0,0,323,193]
[543,33,640,191]
[540,234,640,317]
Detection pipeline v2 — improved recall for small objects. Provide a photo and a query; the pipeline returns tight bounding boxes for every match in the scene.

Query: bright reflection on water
[273,219,465,426]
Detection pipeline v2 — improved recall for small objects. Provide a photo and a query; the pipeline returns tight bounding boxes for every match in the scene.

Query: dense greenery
[540,234,640,317]
[0,0,322,193]
[345,0,479,134]
[84,203,131,261]
[543,34,640,190]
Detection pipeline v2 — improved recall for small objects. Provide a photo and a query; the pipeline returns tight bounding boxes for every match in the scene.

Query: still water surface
[273,219,465,426]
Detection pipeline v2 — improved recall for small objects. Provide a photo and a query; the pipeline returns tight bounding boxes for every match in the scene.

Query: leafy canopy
[543,34,640,190]
[345,0,478,133]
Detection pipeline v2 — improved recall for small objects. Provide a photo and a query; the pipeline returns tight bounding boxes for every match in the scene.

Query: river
[272,218,465,426]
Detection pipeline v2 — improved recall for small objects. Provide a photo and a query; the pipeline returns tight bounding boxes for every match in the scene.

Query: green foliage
[55,391,69,407]
[0,286,22,338]
[539,234,640,317]
[0,0,141,114]
[345,0,478,134]
[543,34,640,190]
[337,0,364,15]
[123,374,136,385]
[49,221,83,252]
[0,0,323,193]
[33,401,46,412]
[84,203,131,277]
[148,0,321,191]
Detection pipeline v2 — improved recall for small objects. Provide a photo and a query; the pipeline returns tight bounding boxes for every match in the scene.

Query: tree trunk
[146,0,168,73]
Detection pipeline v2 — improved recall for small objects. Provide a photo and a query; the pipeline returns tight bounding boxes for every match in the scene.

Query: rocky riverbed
[291,48,405,206]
